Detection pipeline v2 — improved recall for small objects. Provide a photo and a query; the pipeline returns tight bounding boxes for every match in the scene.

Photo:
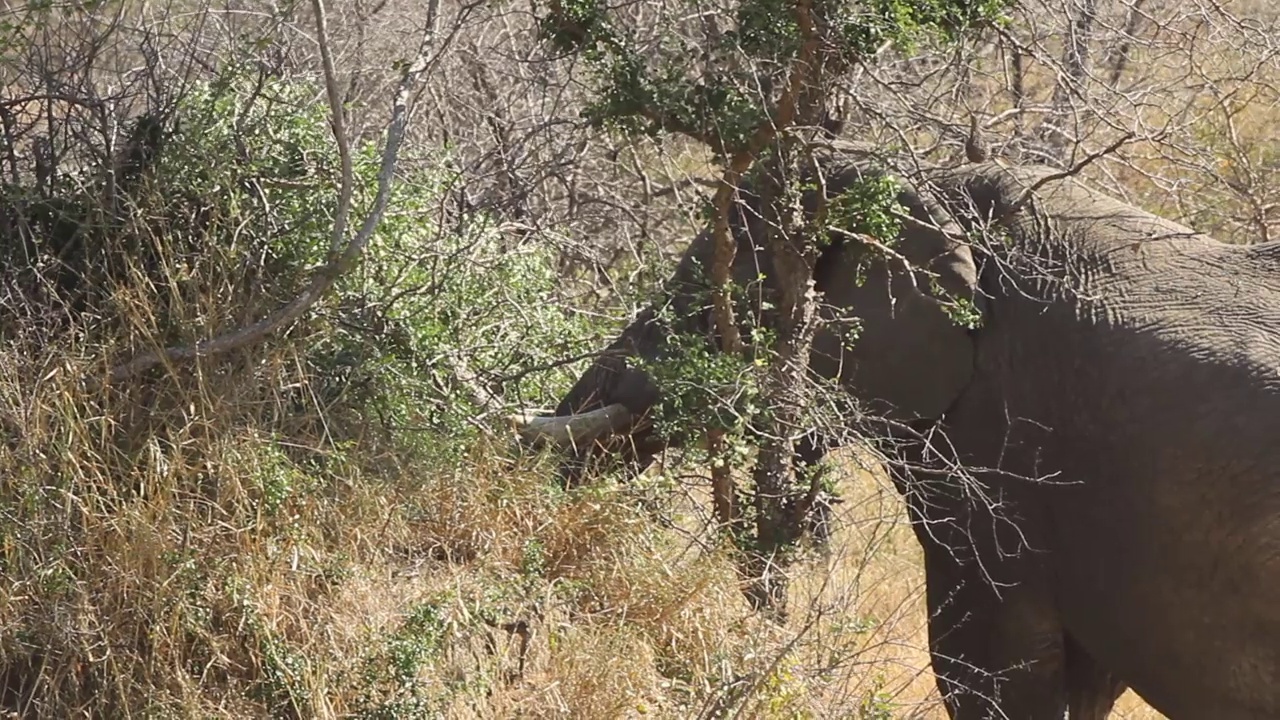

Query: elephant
[512,151,1280,719]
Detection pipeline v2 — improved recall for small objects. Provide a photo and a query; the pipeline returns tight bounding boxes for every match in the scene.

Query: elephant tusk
[506,403,635,448]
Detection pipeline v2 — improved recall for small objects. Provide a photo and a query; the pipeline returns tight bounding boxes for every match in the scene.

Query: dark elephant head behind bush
[519,150,985,482]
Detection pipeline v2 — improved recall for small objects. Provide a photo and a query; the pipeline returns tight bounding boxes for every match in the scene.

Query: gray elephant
[513,153,1280,719]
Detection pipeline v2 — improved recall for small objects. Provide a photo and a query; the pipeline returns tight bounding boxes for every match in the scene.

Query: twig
[1002,130,1135,218]
[491,348,629,385]
[651,176,718,199]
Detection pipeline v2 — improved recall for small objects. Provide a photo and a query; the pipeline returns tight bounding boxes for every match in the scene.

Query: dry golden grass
[0,338,1171,718]
[310,441,1172,719]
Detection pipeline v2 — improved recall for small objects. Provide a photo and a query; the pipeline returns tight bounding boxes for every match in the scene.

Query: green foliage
[351,597,453,719]
[144,72,600,458]
[822,174,907,246]
[640,298,764,455]
[540,0,1010,153]
[388,602,449,684]
[155,77,337,257]
[733,0,801,59]
[0,74,346,340]
[836,0,1010,57]
[857,674,898,719]
[933,278,984,329]
[310,199,601,458]
[759,654,809,718]
[520,537,548,578]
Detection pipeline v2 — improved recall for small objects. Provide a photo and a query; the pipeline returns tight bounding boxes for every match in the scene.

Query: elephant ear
[812,204,983,423]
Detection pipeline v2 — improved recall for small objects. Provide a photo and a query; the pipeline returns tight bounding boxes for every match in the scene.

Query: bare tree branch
[93,0,432,388]
[1004,129,1137,217]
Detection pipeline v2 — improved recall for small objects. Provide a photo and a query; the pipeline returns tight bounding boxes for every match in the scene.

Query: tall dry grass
[0,325,1169,718]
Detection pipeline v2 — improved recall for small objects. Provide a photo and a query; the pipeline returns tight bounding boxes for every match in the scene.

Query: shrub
[0,70,609,717]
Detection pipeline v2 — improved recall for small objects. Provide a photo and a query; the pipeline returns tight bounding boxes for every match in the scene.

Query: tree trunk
[741,143,823,619]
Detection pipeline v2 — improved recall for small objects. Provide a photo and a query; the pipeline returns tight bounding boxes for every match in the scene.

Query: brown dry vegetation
[0,341,1170,717]
[2,342,1170,716]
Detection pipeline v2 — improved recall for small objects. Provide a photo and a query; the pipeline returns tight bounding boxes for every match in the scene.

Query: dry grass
[407,444,1173,719]
[0,332,1171,718]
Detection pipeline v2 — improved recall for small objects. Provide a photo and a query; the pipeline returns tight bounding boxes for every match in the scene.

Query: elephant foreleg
[921,541,1069,720]
[1065,634,1126,719]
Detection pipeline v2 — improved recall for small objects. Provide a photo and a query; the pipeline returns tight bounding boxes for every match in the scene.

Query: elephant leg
[1064,634,1126,719]
[921,543,1068,720]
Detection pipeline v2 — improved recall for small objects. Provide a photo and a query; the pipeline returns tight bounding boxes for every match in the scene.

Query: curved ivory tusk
[506,403,634,448]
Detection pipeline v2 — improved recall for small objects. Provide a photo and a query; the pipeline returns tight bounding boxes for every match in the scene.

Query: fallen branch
[92,0,430,388]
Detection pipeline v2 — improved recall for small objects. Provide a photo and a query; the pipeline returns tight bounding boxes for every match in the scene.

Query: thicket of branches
[0,0,1276,716]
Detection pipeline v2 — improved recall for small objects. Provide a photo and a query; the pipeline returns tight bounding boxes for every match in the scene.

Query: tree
[537,0,1010,615]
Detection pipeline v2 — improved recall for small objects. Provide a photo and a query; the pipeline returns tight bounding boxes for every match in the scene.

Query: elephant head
[513,156,984,484]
